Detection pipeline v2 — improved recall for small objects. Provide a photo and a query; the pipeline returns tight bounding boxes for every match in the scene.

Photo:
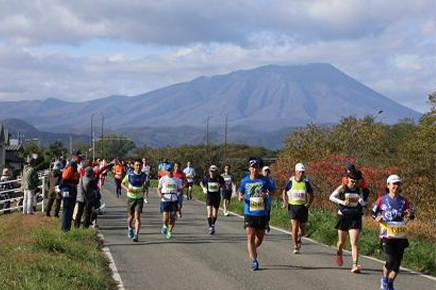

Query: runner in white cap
[200,165,225,234]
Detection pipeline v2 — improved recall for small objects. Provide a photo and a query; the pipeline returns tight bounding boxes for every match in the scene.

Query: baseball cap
[387,174,402,184]
[347,170,362,180]
[295,163,305,172]
[262,166,270,171]
[209,165,218,172]
[71,149,82,156]
[345,163,356,172]
[248,159,261,168]
[165,164,174,172]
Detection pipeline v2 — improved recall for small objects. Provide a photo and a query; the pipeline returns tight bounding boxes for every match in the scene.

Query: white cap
[209,165,218,172]
[295,163,305,172]
[262,166,270,171]
[387,174,402,184]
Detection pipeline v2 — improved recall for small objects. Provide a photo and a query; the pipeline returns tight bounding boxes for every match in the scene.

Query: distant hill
[0,63,421,135]
[0,118,90,147]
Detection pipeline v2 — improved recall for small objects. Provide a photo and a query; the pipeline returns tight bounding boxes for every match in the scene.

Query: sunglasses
[349,179,359,184]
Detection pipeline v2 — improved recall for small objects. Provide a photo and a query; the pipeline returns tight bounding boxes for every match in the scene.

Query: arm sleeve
[284,180,292,192]
[329,185,344,205]
[306,181,313,194]
[371,197,382,219]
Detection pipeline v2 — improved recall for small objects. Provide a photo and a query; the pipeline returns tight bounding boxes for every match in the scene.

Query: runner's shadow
[261,264,383,274]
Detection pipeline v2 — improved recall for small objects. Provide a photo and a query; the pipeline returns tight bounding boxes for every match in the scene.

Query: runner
[172,162,186,218]
[371,175,415,290]
[330,170,365,273]
[142,158,151,203]
[221,165,236,216]
[282,163,314,254]
[158,158,169,179]
[342,163,370,202]
[200,165,225,235]
[112,158,125,198]
[121,159,147,242]
[238,158,274,271]
[158,163,183,239]
[261,166,276,233]
[183,161,196,200]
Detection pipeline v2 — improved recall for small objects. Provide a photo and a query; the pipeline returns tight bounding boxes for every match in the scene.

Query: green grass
[0,213,117,290]
[187,183,436,276]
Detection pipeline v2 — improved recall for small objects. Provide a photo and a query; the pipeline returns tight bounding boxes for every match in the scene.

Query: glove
[202,188,207,194]
[55,186,60,193]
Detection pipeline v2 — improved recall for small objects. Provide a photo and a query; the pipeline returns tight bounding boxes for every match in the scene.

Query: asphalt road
[98,180,435,290]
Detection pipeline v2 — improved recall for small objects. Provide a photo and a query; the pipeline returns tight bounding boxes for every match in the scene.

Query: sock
[207,217,212,227]
[212,217,217,225]
[353,259,358,266]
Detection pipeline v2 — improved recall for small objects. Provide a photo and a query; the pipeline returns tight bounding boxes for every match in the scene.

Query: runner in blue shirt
[238,158,274,271]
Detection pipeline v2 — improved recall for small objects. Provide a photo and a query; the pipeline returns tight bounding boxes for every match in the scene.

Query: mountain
[0,63,421,134]
[0,118,90,147]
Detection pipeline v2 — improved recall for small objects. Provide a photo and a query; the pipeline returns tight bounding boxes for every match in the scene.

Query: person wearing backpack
[80,166,101,228]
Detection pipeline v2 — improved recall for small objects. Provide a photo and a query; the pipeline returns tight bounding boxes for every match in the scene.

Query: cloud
[0,0,434,113]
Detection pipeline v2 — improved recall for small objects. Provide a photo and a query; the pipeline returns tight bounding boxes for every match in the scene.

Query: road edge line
[192,198,436,282]
[97,232,126,290]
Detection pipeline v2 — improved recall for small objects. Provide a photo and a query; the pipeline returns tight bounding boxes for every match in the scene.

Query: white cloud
[0,0,434,113]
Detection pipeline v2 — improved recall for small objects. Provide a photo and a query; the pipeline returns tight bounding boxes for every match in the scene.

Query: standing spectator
[59,150,82,232]
[21,159,39,215]
[45,164,62,217]
[0,168,15,214]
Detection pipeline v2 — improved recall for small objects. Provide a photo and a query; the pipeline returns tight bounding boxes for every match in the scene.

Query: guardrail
[0,174,46,214]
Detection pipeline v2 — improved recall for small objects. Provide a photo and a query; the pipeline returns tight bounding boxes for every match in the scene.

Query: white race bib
[288,189,306,201]
[345,193,360,207]
[162,182,177,194]
[249,197,265,211]
[208,182,219,192]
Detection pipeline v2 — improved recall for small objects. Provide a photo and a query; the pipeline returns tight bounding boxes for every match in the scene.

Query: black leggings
[115,178,122,197]
[381,238,409,273]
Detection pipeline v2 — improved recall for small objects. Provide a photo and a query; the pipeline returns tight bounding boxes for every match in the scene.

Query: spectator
[45,164,62,217]
[0,168,15,214]
[21,159,39,215]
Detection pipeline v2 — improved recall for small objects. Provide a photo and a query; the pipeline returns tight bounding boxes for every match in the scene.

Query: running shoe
[208,226,215,235]
[251,259,259,271]
[266,224,270,233]
[293,247,300,254]
[165,232,172,239]
[161,226,168,235]
[380,276,388,290]
[132,234,139,242]
[144,199,149,204]
[386,282,395,290]
[127,228,134,239]
[335,254,344,267]
[351,265,361,274]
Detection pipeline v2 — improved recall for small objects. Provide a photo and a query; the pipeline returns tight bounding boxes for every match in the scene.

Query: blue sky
[0,0,434,112]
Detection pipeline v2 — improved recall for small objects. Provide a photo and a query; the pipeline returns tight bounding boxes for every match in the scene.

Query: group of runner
[116,157,414,290]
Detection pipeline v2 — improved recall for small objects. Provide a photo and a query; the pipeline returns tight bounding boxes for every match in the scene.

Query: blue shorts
[178,194,184,202]
[160,201,178,213]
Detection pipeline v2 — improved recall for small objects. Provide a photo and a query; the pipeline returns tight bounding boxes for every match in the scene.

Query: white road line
[193,198,436,282]
[97,232,126,290]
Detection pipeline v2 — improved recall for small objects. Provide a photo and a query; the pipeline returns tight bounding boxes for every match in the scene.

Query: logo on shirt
[246,182,263,197]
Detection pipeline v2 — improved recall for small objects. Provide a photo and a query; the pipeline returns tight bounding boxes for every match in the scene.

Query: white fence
[0,173,46,214]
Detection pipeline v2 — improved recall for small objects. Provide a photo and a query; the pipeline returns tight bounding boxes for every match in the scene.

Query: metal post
[101,115,104,160]
[91,114,94,161]
[224,114,228,163]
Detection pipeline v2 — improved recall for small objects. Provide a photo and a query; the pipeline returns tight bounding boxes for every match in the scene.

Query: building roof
[5,144,24,151]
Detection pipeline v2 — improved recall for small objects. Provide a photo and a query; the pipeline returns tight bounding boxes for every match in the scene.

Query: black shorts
[335,214,362,231]
[288,204,308,223]
[244,215,268,230]
[187,181,194,187]
[127,197,144,214]
[206,194,221,209]
[160,201,178,213]
[221,190,232,201]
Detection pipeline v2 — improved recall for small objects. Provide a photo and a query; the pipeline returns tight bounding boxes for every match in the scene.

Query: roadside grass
[0,213,117,290]
[184,183,436,276]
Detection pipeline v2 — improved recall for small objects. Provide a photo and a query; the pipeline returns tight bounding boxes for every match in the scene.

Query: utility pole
[69,136,72,154]
[224,114,228,163]
[206,116,210,148]
[101,114,104,160]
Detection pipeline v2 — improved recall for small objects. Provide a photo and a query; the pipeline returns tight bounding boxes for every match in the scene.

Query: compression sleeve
[371,197,382,219]
[329,186,345,205]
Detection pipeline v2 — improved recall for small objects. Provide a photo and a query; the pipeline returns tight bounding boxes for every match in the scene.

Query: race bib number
[288,189,306,202]
[345,193,360,207]
[163,182,177,193]
[208,182,219,192]
[249,197,265,212]
[386,221,407,239]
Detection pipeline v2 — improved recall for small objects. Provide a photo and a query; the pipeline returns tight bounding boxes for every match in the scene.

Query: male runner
[200,165,225,234]
[221,165,236,216]
[173,162,186,218]
[158,164,183,239]
[238,158,274,270]
[262,166,276,233]
[142,158,151,203]
[282,163,314,254]
[121,159,147,242]
[183,161,196,200]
